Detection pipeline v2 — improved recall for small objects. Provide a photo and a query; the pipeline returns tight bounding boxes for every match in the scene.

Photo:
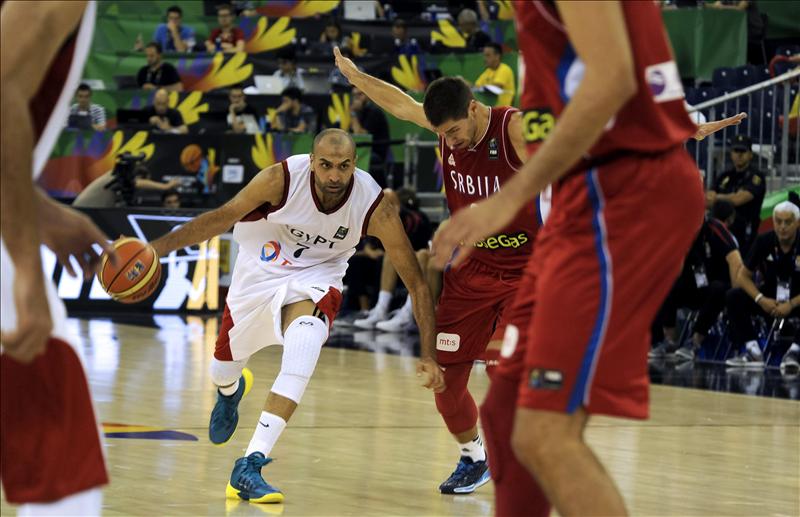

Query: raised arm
[334,47,434,131]
[150,162,285,256]
[367,196,445,392]
[693,112,747,141]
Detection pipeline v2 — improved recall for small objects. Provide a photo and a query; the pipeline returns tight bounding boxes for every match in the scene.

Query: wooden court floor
[2,316,798,516]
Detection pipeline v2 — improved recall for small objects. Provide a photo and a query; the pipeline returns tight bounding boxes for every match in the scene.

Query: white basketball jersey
[232,154,383,283]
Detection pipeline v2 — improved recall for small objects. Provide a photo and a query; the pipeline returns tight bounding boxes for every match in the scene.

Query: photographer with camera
[73,153,179,208]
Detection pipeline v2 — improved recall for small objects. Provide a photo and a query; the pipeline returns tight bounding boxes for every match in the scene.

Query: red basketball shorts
[435,258,522,366]
[498,146,704,419]
[1,338,109,504]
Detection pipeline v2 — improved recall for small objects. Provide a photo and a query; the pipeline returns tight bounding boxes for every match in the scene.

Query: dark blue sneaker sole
[440,466,492,494]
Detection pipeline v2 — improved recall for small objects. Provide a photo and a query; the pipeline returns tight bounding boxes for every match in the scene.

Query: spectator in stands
[649,200,743,361]
[272,47,305,91]
[350,87,390,186]
[272,87,316,134]
[474,43,515,106]
[68,84,107,131]
[391,19,420,55]
[145,88,188,134]
[206,4,245,54]
[162,189,181,209]
[353,188,434,331]
[137,42,183,92]
[232,0,259,18]
[152,5,196,53]
[457,8,491,51]
[725,201,800,370]
[706,134,765,254]
[227,84,260,134]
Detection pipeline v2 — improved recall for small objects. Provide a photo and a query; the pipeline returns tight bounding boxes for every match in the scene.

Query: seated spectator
[68,84,106,131]
[391,19,420,54]
[162,189,181,209]
[457,8,491,51]
[272,87,316,133]
[725,201,800,370]
[353,188,434,332]
[474,43,515,106]
[153,5,196,53]
[649,201,743,361]
[227,84,260,134]
[206,4,245,54]
[272,48,305,91]
[350,87,390,186]
[145,88,188,134]
[137,42,183,92]
[706,134,765,254]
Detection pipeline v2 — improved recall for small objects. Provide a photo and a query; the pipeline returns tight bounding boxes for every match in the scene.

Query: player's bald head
[312,128,356,158]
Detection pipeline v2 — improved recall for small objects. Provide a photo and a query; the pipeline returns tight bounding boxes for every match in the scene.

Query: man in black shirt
[706,134,766,254]
[145,88,188,133]
[649,201,743,361]
[725,201,800,371]
[351,87,390,187]
[137,42,183,92]
[457,8,491,51]
[227,84,260,134]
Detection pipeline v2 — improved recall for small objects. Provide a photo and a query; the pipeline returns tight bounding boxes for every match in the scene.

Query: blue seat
[734,65,760,87]
[712,67,737,92]
[775,45,800,58]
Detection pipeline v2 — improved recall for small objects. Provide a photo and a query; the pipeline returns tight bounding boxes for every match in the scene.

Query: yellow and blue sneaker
[226,452,284,504]
[209,367,253,445]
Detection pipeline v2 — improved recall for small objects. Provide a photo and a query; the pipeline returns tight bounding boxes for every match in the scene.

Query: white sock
[399,295,413,317]
[376,290,392,312]
[789,343,800,354]
[745,340,760,355]
[245,411,287,457]
[458,435,486,462]
[19,487,102,516]
[219,379,240,396]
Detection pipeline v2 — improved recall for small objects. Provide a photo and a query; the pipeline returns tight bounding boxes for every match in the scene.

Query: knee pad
[271,316,327,404]
[209,357,248,387]
[434,362,478,434]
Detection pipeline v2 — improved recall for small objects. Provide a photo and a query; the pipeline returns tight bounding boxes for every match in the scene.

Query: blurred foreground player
[1,1,116,515]
[434,1,706,515]
[150,129,444,503]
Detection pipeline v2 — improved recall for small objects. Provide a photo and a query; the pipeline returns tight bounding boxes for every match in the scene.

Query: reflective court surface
[1,315,798,516]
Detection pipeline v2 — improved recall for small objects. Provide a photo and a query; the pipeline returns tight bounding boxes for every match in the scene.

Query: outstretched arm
[693,112,747,141]
[150,162,285,256]
[367,197,445,392]
[334,47,434,131]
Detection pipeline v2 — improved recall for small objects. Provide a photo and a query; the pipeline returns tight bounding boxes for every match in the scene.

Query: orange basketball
[180,144,203,173]
[98,237,161,304]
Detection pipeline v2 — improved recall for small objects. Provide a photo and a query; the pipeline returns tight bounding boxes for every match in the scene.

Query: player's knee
[271,315,327,404]
[511,413,563,466]
[209,357,247,387]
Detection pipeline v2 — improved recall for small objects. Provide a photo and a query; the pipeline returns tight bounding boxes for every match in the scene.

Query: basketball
[98,237,161,304]
[180,144,203,173]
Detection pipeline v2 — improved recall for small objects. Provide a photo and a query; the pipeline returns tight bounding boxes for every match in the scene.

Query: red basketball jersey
[515,1,696,166]
[440,106,541,270]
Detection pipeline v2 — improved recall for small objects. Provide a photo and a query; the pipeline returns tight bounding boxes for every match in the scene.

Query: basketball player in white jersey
[1,2,116,515]
[150,128,445,503]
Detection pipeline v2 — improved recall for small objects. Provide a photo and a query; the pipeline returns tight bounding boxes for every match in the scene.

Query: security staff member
[706,134,766,254]
[725,201,800,370]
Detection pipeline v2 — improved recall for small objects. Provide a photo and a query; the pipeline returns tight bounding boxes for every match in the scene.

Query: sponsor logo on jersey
[473,232,529,250]
[436,332,461,352]
[522,108,555,143]
[528,368,563,390]
[488,138,499,160]
[333,226,349,240]
[260,241,282,262]
[448,154,456,166]
[645,61,684,103]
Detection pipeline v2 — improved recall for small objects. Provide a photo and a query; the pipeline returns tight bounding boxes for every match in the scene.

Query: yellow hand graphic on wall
[496,1,514,20]
[391,54,425,92]
[245,17,296,53]
[185,52,253,92]
[430,19,466,48]
[89,131,155,177]
[252,132,277,171]
[168,91,209,125]
[328,93,351,131]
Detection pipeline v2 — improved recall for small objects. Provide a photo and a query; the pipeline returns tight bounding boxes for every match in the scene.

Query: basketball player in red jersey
[434,1,710,514]
[1,2,115,514]
[334,47,547,497]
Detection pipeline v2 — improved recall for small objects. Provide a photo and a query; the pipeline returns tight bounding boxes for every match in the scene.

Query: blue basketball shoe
[226,452,284,504]
[209,367,253,445]
[439,456,491,494]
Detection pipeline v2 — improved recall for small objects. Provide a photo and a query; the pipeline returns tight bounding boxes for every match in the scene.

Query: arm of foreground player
[431,1,638,267]
[150,162,285,257]
[693,112,747,141]
[367,197,446,393]
[334,47,435,132]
